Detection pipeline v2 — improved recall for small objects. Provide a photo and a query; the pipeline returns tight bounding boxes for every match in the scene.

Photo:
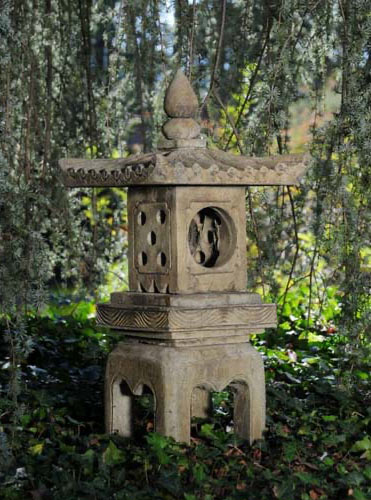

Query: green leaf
[363,466,371,481]
[355,371,369,380]
[146,433,171,464]
[283,441,297,461]
[323,457,334,466]
[322,434,346,446]
[200,423,216,438]
[81,448,95,475]
[280,321,291,331]
[353,489,368,500]
[192,463,207,483]
[322,415,337,422]
[294,472,318,485]
[103,440,125,465]
[20,414,31,427]
[146,432,169,449]
[351,437,371,453]
[347,471,365,486]
[29,442,44,456]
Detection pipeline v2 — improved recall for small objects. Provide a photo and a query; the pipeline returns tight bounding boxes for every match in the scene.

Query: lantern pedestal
[100,290,276,443]
[105,340,265,444]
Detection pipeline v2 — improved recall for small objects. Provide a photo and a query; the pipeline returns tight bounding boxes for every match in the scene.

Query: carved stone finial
[162,69,202,144]
[164,69,199,118]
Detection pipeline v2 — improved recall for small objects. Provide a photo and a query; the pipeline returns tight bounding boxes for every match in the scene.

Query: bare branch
[212,88,244,154]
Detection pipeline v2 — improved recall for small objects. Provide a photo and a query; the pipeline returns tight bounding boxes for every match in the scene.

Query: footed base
[105,340,265,444]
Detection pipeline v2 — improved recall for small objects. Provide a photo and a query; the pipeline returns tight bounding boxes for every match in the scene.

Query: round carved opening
[188,207,236,268]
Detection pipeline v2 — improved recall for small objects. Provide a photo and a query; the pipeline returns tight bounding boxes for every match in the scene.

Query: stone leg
[191,387,212,418]
[105,345,157,436]
[155,388,191,443]
[231,347,265,442]
[109,379,133,437]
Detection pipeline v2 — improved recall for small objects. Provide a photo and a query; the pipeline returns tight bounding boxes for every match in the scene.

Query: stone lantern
[60,70,308,444]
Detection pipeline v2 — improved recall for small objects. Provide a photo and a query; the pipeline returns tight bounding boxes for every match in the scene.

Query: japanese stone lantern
[60,70,308,444]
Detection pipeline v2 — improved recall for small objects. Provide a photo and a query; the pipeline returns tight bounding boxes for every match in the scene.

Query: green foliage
[0,313,370,499]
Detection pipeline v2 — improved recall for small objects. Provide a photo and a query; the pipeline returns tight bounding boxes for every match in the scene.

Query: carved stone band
[96,302,277,333]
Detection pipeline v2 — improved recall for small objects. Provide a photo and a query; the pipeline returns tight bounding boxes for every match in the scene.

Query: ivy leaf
[103,440,125,465]
[146,433,171,464]
[199,423,216,439]
[351,436,371,460]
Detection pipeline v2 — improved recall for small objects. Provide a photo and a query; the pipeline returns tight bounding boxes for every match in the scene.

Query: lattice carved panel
[133,202,171,275]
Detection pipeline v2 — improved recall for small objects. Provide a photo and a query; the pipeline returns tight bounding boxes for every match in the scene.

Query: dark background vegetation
[0,0,370,498]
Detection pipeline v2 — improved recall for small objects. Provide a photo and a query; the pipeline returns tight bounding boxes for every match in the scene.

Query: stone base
[97,291,276,346]
[105,341,265,444]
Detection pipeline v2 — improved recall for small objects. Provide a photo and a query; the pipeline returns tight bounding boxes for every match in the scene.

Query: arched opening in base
[111,379,155,440]
[190,381,250,441]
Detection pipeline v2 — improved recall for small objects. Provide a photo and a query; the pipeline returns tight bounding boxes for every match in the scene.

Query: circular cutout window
[188,207,236,268]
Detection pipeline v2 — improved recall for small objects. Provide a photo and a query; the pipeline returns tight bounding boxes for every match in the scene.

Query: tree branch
[200,0,226,113]
[279,187,300,323]
[187,0,197,81]
[224,21,272,151]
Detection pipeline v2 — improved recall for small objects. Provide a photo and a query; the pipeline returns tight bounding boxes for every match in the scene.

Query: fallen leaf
[310,489,319,499]
[225,446,245,457]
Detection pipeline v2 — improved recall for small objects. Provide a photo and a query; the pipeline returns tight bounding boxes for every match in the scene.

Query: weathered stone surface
[164,69,199,118]
[105,341,266,444]
[157,137,207,150]
[110,290,262,307]
[127,186,247,294]
[59,152,309,187]
[96,291,277,345]
[162,118,201,140]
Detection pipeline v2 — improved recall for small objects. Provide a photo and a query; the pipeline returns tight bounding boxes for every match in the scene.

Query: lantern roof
[59,69,309,187]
